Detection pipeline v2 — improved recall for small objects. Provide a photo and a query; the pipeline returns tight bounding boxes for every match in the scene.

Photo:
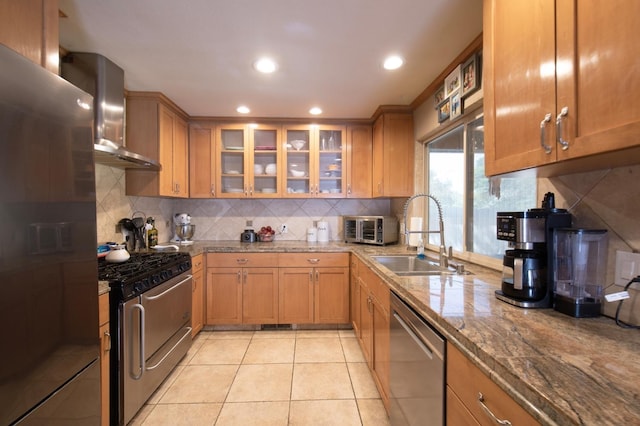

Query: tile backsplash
[95,164,390,244]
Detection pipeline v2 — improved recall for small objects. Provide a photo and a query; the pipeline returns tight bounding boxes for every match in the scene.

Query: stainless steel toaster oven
[343,215,398,245]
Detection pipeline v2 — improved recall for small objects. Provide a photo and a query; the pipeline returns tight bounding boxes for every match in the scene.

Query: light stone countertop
[117,240,640,425]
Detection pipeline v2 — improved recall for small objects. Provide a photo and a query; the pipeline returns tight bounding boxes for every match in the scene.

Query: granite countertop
[105,240,640,424]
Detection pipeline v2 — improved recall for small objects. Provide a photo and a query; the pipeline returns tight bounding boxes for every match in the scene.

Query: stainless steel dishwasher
[389,292,445,425]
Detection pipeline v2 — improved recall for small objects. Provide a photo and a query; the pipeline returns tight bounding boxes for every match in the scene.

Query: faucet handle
[448,246,453,259]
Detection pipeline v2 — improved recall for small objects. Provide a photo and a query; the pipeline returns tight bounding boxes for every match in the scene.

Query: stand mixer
[172,213,195,245]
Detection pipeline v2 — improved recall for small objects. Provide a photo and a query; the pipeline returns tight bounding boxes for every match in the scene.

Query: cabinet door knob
[539,113,553,154]
[477,392,513,425]
[210,184,215,197]
[556,106,570,150]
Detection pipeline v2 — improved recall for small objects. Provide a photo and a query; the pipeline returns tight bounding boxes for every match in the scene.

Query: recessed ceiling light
[309,107,322,115]
[383,55,404,70]
[236,105,250,114]
[253,57,277,73]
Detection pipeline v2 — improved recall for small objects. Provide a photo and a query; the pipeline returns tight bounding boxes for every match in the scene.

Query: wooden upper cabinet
[346,125,373,198]
[483,0,557,175]
[372,111,415,197]
[125,92,189,197]
[484,0,640,177]
[0,0,59,74]
[189,123,216,198]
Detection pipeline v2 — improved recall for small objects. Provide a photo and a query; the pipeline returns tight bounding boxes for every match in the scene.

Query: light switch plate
[614,250,640,290]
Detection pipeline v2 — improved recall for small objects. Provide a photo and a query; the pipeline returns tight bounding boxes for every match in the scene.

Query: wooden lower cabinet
[278,268,314,323]
[355,259,390,410]
[191,254,205,336]
[350,255,361,337]
[98,293,110,426]
[447,342,540,426]
[206,252,349,325]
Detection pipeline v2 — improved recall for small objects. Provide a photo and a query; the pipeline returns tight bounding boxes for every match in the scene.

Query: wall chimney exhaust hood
[61,52,161,170]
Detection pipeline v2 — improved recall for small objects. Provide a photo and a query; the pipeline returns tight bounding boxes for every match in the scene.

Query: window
[425,113,537,260]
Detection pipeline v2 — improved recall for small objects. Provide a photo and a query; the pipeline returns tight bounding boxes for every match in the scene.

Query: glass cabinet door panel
[251,127,280,196]
[217,125,247,197]
[284,127,311,196]
[221,129,245,150]
[317,127,345,196]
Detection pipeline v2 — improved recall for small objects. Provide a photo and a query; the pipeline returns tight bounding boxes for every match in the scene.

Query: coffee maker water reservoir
[553,228,608,317]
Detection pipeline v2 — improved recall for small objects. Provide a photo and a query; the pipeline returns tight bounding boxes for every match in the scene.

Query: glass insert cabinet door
[283,125,345,197]
[218,124,247,197]
[217,124,281,197]
[251,125,280,197]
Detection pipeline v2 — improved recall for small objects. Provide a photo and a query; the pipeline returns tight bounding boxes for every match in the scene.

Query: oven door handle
[130,303,145,380]
[144,275,193,301]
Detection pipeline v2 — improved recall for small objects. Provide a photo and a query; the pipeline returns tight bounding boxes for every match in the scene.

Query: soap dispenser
[417,238,426,259]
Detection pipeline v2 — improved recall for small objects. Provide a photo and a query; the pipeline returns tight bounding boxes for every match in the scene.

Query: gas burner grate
[99,252,192,300]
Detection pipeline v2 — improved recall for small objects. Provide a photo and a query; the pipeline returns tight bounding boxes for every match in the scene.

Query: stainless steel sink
[371,255,456,276]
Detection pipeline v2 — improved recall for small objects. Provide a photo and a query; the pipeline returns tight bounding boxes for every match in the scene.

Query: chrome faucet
[402,194,450,268]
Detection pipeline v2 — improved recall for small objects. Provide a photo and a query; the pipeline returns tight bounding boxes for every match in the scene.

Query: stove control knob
[134,281,144,294]
[161,270,170,280]
[151,274,161,284]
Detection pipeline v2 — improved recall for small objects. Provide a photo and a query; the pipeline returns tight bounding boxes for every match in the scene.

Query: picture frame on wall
[461,53,479,98]
[444,65,461,97]
[434,85,445,107]
[450,90,462,119]
[437,98,450,123]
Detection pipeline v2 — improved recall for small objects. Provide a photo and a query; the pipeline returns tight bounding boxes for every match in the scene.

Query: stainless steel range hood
[61,52,160,170]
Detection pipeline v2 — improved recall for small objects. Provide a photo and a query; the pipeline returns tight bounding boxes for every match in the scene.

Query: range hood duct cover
[61,52,160,170]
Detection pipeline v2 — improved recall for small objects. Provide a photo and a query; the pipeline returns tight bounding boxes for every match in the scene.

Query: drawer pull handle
[236,258,249,264]
[477,392,512,425]
[307,258,320,264]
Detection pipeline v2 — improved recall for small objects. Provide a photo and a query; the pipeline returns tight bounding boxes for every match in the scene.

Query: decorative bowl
[265,163,277,175]
[290,140,305,151]
[258,233,275,242]
[290,169,305,177]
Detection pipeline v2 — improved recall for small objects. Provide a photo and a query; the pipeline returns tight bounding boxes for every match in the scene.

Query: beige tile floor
[129,329,391,426]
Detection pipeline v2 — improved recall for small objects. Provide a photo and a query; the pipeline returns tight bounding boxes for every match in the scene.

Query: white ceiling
[58,0,482,119]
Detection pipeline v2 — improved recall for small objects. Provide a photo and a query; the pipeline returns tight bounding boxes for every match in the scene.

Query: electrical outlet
[614,250,640,290]
[280,224,288,234]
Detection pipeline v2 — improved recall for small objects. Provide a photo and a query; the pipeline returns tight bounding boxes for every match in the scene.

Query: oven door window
[361,220,377,241]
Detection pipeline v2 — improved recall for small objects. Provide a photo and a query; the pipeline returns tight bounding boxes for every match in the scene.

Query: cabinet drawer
[280,252,349,268]
[207,252,278,268]
[98,293,109,327]
[447,343,539,426]
[191,254,204,273]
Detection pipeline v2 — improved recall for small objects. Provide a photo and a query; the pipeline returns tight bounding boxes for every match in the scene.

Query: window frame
[421,105,534,271]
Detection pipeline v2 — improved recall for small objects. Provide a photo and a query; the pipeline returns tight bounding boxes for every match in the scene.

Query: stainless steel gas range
[99,252,193,425]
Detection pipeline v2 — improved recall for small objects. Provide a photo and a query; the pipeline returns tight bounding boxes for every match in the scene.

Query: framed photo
[461,53,479,98]
[444,65,461,97]
[437,98,450,123]
[434,85,445,107]
[450,90,462,119]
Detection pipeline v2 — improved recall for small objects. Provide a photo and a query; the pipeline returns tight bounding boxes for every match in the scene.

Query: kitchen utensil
[106,244,130,263]
[131,214,146,250]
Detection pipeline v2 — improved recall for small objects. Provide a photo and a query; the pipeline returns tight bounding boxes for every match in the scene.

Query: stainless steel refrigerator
[0,44,100,424]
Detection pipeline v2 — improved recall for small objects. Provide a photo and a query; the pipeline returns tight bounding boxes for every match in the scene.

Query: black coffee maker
[495,193,572,308]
